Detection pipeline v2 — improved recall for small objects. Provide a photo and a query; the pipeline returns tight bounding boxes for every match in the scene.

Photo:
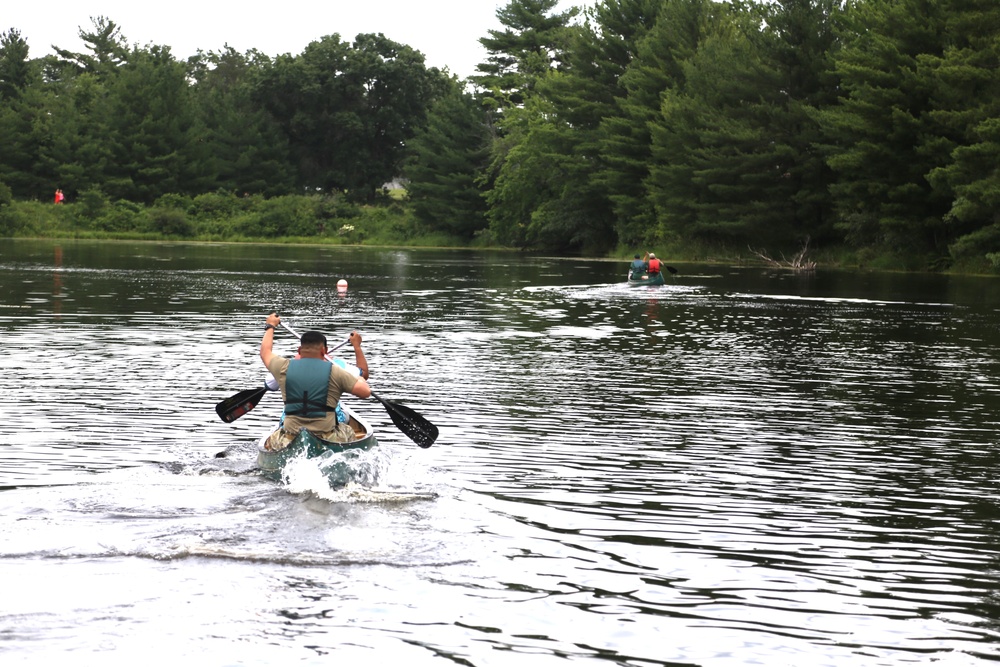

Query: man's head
[634,254,640,259]
[649,253,656,259]
[298,330,328,357]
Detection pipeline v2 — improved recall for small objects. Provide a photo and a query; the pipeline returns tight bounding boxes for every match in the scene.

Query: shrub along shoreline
[0,190,480,249]
[2,190,998,275]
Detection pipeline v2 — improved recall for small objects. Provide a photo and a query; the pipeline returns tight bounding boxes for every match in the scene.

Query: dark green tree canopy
[1,2,1000,267]
[0,29,34,99]
[405,79,491,239]
[255,32,447,201]
[53,16,131,77]
[472,0,579,111]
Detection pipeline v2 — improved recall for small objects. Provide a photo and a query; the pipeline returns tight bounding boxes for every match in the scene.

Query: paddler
[259,312,371,451]
[644,252,662,275]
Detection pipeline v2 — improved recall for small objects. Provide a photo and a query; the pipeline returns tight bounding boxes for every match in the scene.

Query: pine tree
[405,81,491,239]
[473,0,583,249]
[647,0,841,247]
[53,16,130,78]
[255,33,446,202]
[102,45,204,202]
[817,0,953,253]
[598,0,715,247]
[189,47,295,196]
[0,29,35,100]
[471,0,579,113]
[922,0,1000,263]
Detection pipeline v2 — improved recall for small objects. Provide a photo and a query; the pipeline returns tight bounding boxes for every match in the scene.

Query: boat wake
[283,462,438,502]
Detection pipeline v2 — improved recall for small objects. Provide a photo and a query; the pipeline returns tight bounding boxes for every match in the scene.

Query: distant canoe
[256,405,377,486]
[627,270,666,287]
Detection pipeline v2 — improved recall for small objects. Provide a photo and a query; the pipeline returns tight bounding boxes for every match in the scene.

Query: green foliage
[651,24,779,243]
[922,2,1000,242]
[3,3,1000,267]
[76,187,109,221]
[52,16,130,77]
[351,203,445,245]
[600,0,712,247]
[0,199,44,235]
[816,0,955,252]
[405,80,490,239]
[0,22,447,214]
[0,83,63,199]
[92,199,144,232]
[0,29,36,99]
[190,191,248,221]
[0,180,14,234]
[471,0,580,111]
[316,195,361,221]
[188,47,295,196]
[235,195,322,238]
[475,0,609,252]
[647,0,840,247]
[483,92,616,251]
[254,33,449,202]
[147,207,193,237]
[101,45,206,203]
[949,223,1000,260]
[153,193,194,212]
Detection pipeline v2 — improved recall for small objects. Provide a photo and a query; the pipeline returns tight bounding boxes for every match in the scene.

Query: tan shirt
[266,357,361,434]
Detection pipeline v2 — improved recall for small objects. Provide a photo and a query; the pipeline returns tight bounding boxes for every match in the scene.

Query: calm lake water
[1,238,999,666]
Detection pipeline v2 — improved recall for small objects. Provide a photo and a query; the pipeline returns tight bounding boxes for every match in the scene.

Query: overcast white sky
[3,0,590,79]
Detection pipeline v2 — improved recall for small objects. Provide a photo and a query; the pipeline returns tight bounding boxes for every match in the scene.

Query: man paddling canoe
[259,312,372,451]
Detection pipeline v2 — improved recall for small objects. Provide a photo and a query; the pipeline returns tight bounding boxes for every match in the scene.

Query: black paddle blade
[215,386,268,423]
[372,392,438,448]
[665,265,679,275]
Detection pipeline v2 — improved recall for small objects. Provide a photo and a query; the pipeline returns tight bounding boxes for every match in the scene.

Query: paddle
[214,334,351,423]
[280,321,439,448]
[216,386,268,423]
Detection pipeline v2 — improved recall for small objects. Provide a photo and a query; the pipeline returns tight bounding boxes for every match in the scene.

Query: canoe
[256,405,378,486]
[627,270,666,286]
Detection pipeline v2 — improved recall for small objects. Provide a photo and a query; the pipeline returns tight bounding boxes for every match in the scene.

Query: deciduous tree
[256,33,446,202]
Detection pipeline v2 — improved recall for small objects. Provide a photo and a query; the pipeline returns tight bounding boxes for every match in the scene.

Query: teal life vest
[285,358,334,418]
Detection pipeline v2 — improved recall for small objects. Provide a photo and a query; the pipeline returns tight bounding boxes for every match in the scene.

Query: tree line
[2,1,999,271]
[0,18,445,203]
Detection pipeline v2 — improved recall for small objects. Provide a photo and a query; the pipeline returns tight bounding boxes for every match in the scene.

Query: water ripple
[2,242,1000,664]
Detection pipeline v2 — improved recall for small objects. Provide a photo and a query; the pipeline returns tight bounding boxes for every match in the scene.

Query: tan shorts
[264,422,357,451]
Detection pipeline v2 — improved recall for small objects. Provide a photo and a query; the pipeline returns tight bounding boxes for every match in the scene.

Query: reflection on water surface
[1,239,999,665]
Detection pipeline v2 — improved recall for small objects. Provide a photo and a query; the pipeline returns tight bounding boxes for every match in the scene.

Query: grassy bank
[0,190,485,249]
[3,191,997,275]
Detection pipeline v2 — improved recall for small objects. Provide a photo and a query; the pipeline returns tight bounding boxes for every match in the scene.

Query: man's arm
[260,311,281,367]
[349,376,372,400]
[349,331,369,380]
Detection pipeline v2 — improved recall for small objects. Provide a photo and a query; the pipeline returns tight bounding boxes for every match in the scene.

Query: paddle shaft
[279,322,350,359]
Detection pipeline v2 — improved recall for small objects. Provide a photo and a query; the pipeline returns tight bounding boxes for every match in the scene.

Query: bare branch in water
[749,237,816,271]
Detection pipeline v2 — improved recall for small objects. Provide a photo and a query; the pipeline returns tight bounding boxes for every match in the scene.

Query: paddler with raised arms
[259,311,371,451]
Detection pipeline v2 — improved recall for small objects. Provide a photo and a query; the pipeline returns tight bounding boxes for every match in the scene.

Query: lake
[1,238,999,666]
